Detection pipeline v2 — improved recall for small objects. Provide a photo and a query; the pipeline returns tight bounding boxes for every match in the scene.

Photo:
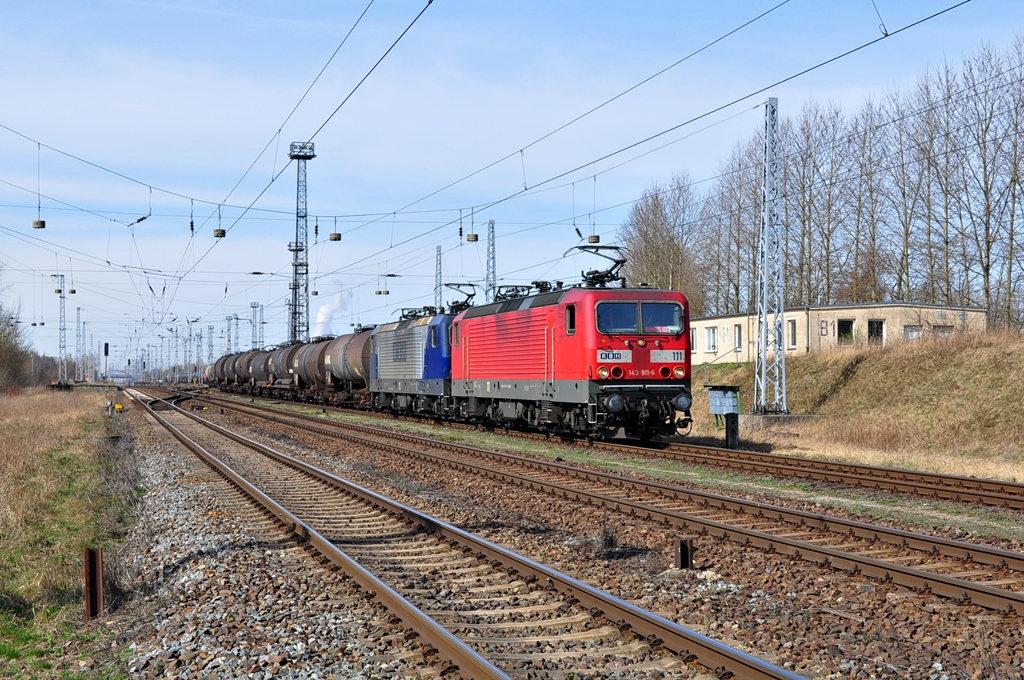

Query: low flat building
[690,302,988,365]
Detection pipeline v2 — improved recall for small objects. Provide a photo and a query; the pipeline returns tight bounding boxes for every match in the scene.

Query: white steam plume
[312,290,349,337]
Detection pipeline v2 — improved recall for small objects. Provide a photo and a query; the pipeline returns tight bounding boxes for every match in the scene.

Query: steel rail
[141,391,804,680]
[633,441,1024,510]
[196,395,1024,568]
[127,391,512,680]
[193,389,1024,509]
[194,394,1024,615]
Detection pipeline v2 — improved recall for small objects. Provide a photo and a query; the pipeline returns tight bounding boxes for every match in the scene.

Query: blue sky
[0,0,1019,368]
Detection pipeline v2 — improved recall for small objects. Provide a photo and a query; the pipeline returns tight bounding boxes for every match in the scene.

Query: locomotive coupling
[601,394,625,413]
[671,392,693,412]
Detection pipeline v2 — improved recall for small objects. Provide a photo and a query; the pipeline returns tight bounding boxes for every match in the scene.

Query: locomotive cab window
[642,303,683,334]
[451,323,459,346]
[430,325,438,348]
[597,302,638,334]
[565,304,576,335]
[597,301,684,335]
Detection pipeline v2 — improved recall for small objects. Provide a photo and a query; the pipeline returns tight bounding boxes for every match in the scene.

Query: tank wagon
[211,329,373,405]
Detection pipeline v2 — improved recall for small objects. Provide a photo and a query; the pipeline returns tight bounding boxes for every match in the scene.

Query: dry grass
[0,390,105,535]
[690,331,1024,481]
[0,387,138,667]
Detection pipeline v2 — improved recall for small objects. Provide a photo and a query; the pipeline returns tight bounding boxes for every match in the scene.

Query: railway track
[189,388,1024,509]
[187,391,1024,616]
[130,389,802,680]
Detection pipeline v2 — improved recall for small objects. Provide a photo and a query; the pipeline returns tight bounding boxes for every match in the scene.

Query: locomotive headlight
[673,366,685,378]
[672,393,693,411]
[597,366,610,379]
[636,338,646,347]
[602,394,625,413]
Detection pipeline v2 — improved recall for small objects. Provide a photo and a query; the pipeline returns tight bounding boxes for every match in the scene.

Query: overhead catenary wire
[316,0,974,283]
[0,0,385,336]
[337,0,793,240]
[10,40,1004,346]
[3,0,982,350]
[171,0,434,299]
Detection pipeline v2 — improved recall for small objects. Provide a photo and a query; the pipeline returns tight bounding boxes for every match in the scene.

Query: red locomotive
[450,248,692,439]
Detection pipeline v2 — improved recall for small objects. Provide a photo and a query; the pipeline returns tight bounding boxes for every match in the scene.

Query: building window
[734,324,742,350]
[904,325,922,340]
[838,319,854,345]
[705,327,718,353]
[868,319,884,345]
[787,319,797,348]
[933,325,953,338]
[565,304,576,335]
[689,327,695,350]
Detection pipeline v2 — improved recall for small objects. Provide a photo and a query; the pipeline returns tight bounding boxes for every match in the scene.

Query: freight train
[207,250,693,439]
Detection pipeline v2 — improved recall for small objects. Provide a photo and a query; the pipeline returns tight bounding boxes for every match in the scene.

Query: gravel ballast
[118,406,432,679]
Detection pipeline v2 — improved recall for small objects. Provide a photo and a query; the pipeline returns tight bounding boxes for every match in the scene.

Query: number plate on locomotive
[650,350,686,363]
[597,350,632,363]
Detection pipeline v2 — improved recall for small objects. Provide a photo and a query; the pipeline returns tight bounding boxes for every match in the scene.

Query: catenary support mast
[51,274,67,384]
[435,246,442,310]
[753,97,788,414]
[288,142,315,344]
[485,219,496,303]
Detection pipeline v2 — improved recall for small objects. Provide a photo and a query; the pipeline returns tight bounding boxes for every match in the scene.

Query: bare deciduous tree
[618,36,1024,330]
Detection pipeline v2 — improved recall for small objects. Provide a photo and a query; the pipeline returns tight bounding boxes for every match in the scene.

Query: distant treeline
[0,271,61,389]
[620,38,1024,329]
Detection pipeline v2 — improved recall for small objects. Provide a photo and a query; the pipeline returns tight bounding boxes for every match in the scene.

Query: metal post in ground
[84,547,103,620]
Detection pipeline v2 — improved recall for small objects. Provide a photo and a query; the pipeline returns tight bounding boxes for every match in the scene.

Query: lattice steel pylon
[225,316,232,355]
[434,246,442,311]
[52,274,67,384]
[753,97,788,414]
[207,324,214,362]
[75,307,82,381]
[288,142,315,344]
[251,302,259,348]
[485,219,496,303]
[258,304,264,348]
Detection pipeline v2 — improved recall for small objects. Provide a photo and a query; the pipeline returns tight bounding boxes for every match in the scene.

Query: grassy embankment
[692,330,1024,481]
[0,389,142,678]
